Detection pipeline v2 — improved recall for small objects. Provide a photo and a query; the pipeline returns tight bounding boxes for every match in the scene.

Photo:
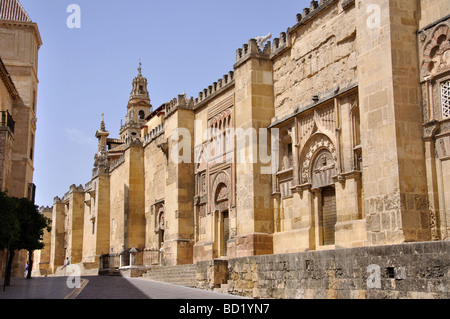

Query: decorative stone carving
[280,179,293,198]
[297,103,335,151]
[436,135,450,158]
[255,33,272,51]
[211,171,231,212]
[300,134,337,185]
[215,183,229,203]
[209,108,232,128]
[155,204,165,232]
[421,24,450,78]
[311,150,336,189]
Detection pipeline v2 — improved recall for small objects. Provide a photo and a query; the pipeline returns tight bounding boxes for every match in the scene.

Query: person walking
[24,261,29,277]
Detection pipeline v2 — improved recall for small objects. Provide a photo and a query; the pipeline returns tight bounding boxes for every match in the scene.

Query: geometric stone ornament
[436,135,450,158]
[311,149,336,189]
[300,134,337,185]
[442,80,450,119]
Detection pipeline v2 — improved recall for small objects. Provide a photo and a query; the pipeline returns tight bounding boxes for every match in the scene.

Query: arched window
[139,110,145,120]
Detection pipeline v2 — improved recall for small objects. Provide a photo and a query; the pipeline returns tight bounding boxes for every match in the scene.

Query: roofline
[0,56,20,100]
[145,103,165,122]
[0,20,43,48]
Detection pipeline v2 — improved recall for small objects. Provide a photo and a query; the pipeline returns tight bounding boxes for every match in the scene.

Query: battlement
[39,206,52,214]
[109,153,125,172]
[69,184,85,193]
[295,0,337,26]
[53,196,61,204]
[165,93,195,118]
[60,184,85,202]
[235,38,271,68]
[194,71,235,108]
[143,122,165,147]
[271,31,290,57]
[84,180,93,192]
[271,0,343,59]
[123,135,143,148]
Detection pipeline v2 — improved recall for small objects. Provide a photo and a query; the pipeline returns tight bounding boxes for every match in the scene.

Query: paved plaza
[0,276,246,300]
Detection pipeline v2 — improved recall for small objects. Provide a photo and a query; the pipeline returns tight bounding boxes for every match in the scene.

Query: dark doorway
[321,186,337,246]
[221,211,229,257]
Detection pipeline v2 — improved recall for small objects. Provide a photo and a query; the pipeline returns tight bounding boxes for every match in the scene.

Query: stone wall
[419,0,450,30]
[109,140,146,253]
[219,241,450,299]
[0,20,40,200]
[272,0,357,121]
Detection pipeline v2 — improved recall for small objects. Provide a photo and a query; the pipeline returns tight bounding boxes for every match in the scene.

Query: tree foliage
[11,197,51,252]
[1,191,51,283]
[0,191,19,249]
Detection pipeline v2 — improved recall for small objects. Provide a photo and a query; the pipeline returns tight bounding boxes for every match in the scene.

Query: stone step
[99,269,120,276]
[213,283,230,294]
[52,263,100,277]
[144,269,197,276]
[141,264,197,287]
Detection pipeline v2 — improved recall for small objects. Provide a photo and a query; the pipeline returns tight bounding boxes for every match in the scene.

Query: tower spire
[120,64,152,140]
[100,113,106,131]
[129,61,150,102]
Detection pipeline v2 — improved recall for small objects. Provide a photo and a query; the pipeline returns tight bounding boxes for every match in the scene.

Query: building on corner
[42,0,450,292]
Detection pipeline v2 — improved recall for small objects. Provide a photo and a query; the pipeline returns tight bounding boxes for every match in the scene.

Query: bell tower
[120,62,152,140]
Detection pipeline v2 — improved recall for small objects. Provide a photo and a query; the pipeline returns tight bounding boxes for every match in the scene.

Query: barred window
[442,80,450,119]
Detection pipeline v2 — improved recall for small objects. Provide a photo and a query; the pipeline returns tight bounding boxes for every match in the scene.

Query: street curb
[64,279,89,299]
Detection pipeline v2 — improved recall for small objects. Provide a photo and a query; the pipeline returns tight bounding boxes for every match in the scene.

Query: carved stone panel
[210,170,232,213]
[420,23,450,79]
[311,150,336,189]
[300,134,337,185]
[155,204,165,232]
[280,179,293,198]
[436,135,450,159]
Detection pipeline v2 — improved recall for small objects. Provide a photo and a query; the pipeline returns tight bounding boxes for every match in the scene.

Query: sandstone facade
[0,0,42,278]
[43,0,450,279]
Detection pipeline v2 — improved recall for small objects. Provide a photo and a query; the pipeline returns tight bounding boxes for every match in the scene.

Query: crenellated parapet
[60,184,85,203]
[271,0,342,59]
[194,71,235,108]
[39,206,52,214]
[70,184,85,193]
[165,93,195,118]
[294,0,335,26]
[109,153,125,172]
[235,38,271,68]
[123,135,144,148]
[271,31,291,57]
[143,122,165,147]
[53,196,62,205]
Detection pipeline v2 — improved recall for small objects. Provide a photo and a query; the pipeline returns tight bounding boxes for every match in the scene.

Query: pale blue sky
[19,0,311,207]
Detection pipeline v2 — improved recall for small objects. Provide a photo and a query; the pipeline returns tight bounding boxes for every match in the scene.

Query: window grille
[442,80,450,119]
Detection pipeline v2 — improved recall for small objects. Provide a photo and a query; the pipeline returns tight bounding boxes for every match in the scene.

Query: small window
[442,80,450,119]
[287,143,293,167]
[30,134,34,160]
[32,90,36,112]
[386,267,395,279]
[139,85,144,94]
[139,110,145,120]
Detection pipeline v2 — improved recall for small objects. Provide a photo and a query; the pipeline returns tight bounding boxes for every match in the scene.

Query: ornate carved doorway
[212,171,231,257]
[156,206,165,250]
[311,148,337,246]
[221,210,229,257]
